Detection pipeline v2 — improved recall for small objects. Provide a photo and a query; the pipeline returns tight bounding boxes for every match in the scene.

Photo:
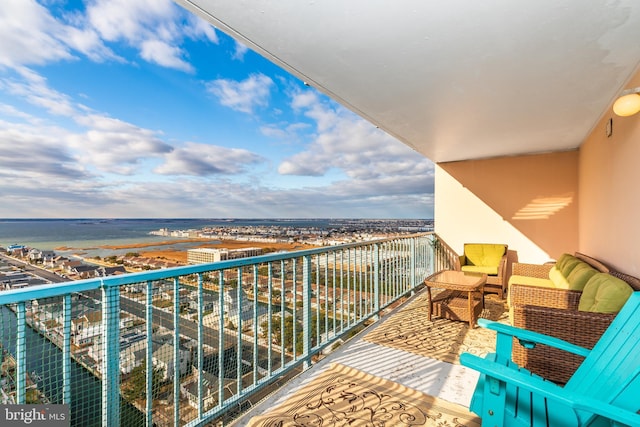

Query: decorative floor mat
[247,363,481,426]
[363,290,508,364]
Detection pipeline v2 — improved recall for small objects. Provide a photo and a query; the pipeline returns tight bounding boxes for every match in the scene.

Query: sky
[0,0,435,219]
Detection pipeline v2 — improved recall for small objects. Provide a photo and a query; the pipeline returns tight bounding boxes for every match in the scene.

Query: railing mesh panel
[0,234,441,426]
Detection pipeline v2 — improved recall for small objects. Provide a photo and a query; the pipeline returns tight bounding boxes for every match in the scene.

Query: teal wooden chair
[460,291,640,427]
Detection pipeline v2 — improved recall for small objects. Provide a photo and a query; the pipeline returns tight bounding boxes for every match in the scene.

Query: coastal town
[0,219,433,418]
[149,218,433,246]
[1,219,433,285]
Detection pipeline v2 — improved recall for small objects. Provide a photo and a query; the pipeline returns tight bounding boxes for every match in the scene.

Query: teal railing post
[197,274,204,420]
[217,271,225,408]
[292,259,297,359]
[429,235,436,276]
[16,302,26,404]
[173,277,180,426]
[146,280,153,427]
[267,263,273,375]
[252,266,259,385]
[302,254,312,369]
[236,268,243,396]
[63,294,72,404]
[410,238,417,294]
[373,244,380,320]
[280,261,285,369]
[102,282,120,426]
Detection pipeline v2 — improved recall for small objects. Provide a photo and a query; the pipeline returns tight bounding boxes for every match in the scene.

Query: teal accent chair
[460,291,640,427]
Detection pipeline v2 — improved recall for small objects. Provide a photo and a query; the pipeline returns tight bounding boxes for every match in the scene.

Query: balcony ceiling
[177,1,640,163]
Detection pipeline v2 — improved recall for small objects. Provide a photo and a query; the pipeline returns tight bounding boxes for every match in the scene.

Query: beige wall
[579,71,640,276]
[435,68,640,275]
[435,152,579,264]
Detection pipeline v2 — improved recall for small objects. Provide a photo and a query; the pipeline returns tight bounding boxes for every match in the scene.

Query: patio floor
[231,287,509,426]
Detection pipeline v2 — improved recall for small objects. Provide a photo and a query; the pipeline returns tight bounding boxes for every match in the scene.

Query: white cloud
[291,91,318,110]
[0,2,432,219]
[85,0,215,72]
[207,73,274,113]
[0,120,89,180]
[70,114,173,175]
[0,0,120,69]
[0,0,220,73]
[232,42,249,61]
[0,0,72,68]
[279,90,433,180]
[1,67,178,175]
[140,39,193,73]
[86,0,177,43]
[183,13,218,44]
[0,103,42,123]
[0,111,432,218]
[2,67,78,117]
[154,142,264,176]
[59,24,122,63]
[260,122,310,139]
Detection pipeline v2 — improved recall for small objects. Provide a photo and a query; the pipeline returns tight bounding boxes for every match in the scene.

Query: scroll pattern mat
[363,290,508,364]
[247,363,480,427]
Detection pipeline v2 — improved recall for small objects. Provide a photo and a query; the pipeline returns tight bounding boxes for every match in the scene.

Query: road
[0,253,65,283]
[1,253,275,355]
[119,296,239,352]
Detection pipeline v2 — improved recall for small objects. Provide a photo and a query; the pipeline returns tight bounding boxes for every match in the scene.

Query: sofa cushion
[548,265,570,289]
[508,275,554,289]
[565,263,598,291]
[463,244,506,268]
[461,265,499,275]
[578,273,633,313]
[550,261,597,290]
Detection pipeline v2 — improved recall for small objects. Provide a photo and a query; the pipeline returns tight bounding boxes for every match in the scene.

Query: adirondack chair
[460,291,640,427]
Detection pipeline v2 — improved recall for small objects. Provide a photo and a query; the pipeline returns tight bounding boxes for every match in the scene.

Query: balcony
[0,233,466,426]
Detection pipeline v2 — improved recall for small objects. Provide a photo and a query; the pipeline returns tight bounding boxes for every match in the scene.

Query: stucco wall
[579,72,640,276]
[435,68,640,275]
[435,151,579,264]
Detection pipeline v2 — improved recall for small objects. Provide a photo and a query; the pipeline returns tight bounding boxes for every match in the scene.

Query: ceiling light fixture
[613,87,640,117]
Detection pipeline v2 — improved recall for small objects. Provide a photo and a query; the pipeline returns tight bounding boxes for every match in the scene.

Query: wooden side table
[424,270,487,328]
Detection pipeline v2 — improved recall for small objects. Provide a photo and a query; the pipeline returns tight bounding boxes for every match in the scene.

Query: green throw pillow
[560,257,582,277]
[554,253,574,271]
[549,265,570,289]
[578,273,633,313]
[566,263,598,291]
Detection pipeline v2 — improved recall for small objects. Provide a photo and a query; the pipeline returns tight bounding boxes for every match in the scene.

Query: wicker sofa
[508,253,640,384]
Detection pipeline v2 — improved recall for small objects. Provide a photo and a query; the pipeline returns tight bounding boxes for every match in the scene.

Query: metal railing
[0,233,451,426]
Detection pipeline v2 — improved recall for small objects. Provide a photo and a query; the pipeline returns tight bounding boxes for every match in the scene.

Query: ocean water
[0,218,334,252]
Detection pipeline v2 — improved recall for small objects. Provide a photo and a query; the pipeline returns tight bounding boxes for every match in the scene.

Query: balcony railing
[0,233,453,426]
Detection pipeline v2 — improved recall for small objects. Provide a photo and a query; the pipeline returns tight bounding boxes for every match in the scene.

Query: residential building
[180,367,235,410]
[152,343,192,382]
[28,249,55,263]
[187,247,263,264]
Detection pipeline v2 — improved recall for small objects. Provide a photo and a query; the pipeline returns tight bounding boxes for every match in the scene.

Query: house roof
[177,0,640,163]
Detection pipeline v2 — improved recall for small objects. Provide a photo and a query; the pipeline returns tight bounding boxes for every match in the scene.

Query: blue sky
[0,0,434,219]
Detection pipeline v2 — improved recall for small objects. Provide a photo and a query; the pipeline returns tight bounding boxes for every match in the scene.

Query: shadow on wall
[439,150,579,258]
